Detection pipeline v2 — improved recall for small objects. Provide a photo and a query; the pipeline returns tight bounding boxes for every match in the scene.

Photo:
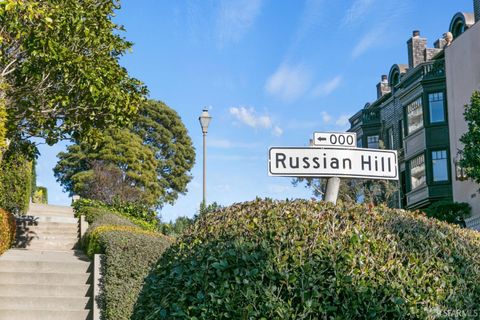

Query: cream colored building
[445,6,480,229]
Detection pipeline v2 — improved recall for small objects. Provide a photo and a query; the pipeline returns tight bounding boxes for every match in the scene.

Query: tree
[54,128,161,207]
[133,100,195,205]
[460,91,480,183]
[72,161,143,205]
[293,177,398,206]
[0,0,146,148]
[54,100,196,209]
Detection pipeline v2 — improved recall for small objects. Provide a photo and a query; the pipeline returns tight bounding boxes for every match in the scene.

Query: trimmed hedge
[0,150,32,214]
[133,199,480,320]
[0,208,16,255]
[74,199,159,231]
[81,205,172,320]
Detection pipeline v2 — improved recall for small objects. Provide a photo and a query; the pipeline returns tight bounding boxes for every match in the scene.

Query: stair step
[29,203,74,213]
[0,272,91,286]
[0,309,91,320]
[30,216,78,224]
[0,284,91,297]
[0,296,91,311]
[0,260,90,273]
[0,249,90,264]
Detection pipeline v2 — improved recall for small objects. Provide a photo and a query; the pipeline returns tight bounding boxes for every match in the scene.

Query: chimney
[434,38,447,49]
[407,30,427,69]
[376,75,391,99]
[475,0,480,22]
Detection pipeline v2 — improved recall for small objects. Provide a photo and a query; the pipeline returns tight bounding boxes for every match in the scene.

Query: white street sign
[313,132,357,148]
[269,147,398,180]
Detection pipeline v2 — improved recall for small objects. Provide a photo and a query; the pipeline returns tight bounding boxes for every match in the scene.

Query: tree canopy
[460,91,480,183]
[133,100,196,205]
[0,0,146,146]
[54,128,160,207]
[54,100,195,209]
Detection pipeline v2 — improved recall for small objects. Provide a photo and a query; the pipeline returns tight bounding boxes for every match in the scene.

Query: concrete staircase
[0,203,93,320]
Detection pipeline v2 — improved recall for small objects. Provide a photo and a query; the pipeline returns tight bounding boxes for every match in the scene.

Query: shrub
[0,208,16,255]
[133,199,480,320]
[73,198,159,231]
[81,205,172,320]
[0,150,32,214]
[32,186,48,204]
[96,230,172,320]
[424,200,471,226]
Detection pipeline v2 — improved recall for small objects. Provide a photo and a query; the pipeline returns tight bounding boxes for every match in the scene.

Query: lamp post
[199,109,212,207]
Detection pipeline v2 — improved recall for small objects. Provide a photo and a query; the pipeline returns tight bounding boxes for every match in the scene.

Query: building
[348,2,480,225]
[445,3,480,229]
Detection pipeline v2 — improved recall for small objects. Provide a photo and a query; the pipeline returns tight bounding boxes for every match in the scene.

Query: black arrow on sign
[317,136,327,142]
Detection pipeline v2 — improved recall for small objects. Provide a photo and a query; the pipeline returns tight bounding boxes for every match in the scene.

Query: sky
[36,0,474,221]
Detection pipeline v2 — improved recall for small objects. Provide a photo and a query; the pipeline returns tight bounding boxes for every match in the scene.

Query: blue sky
[36,0,474,221]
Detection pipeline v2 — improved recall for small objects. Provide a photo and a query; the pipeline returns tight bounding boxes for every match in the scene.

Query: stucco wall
[445,21,480,220]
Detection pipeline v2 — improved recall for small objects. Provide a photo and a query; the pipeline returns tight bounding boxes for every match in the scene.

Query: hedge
[81,205,172,320]
[0,208,16,255]
[0,149,32,214]
[132,199,480,320]
[74,199,159,231]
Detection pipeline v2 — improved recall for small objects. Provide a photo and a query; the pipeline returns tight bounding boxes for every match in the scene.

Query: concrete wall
[445,21,480,220]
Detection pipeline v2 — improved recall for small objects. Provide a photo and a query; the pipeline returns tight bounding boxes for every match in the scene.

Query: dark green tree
[54,100,195,209]
[133,100,195,206]
[54,128,161,207]
[0,0,146,149]
[460,91,480,183]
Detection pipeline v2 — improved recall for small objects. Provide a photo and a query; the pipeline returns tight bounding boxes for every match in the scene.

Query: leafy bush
[0,208,16,255]
[96,230,172,320]
[73,198,159,231]
[32,186,48,204]
[133,199,480,320]
[81,204,172,320]
[424,200,471,226]
[0,149,32,214]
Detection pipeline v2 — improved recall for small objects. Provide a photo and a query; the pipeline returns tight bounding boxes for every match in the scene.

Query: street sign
[269,147,398,180]
[313,132,356,148]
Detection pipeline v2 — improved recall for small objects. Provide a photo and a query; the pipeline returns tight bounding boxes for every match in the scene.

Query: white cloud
[272,126,283,137]
[312,75,342,96]
[335,115,350,127]
[265,64,311,102]
[229,106,284,136]
[217,0,262,45]
[229,107,272,128]
[321,111,332,124]
[351,28,383,58]
[342,0,376,26]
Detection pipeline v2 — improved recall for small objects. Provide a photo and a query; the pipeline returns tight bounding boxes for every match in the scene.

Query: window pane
[407,97,423,133]
[367,135,379,149]
[357,136,363,148]
[429,92,445,123]
[432,150,448,181]
[410,154,425,189]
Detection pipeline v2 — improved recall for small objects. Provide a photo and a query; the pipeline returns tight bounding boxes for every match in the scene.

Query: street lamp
[199,108,212,207]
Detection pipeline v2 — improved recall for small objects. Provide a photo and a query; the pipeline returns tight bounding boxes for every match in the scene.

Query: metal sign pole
[324,177,340,204]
